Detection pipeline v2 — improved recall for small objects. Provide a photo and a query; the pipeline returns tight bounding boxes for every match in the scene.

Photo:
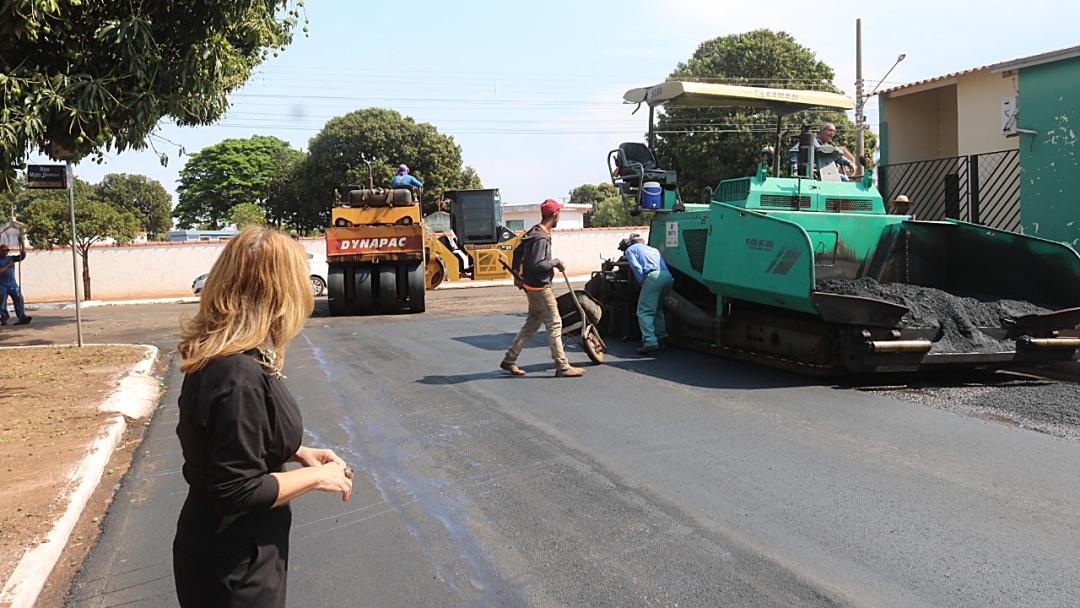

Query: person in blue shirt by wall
[623,233,673,355]
[0,243,32,326]
[390,164,423,189]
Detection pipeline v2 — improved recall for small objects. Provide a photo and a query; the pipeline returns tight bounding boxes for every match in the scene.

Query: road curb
[0,344,161,608]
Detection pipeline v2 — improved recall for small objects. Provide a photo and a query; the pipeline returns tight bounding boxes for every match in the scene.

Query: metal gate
[878,149,1020,232]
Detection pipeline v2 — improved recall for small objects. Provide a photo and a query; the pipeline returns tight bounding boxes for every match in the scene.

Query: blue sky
[38,0,1080,212]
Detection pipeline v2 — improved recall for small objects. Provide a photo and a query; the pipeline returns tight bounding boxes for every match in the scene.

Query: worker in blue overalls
[623,233,673,355]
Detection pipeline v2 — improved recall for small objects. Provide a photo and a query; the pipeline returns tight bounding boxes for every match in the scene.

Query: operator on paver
[391,164,423,189]
[624,233,673,355]
[787,122,852,180]
[499,198,585,378]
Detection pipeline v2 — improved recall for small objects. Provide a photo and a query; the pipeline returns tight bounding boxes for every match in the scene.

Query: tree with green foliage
[652,29,876,198]
[302,108,481,220]
[20,178,139,300]
[589,195,653,228]
[96,174,172,239]
[263,146,308,230]
[568,183,648,227]
[1,1,306,193]
[459,166,484,190]
[569,183,619,207]
[230,202,267,229]
[0,182,20,219]
[174,136,300,230]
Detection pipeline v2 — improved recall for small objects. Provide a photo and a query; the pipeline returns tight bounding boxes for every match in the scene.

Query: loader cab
[444,188,516,246]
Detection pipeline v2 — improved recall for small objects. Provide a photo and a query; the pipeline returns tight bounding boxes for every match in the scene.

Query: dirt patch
[0,345,150,598]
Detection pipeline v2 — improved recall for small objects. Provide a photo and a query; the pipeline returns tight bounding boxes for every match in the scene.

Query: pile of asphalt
[817,278,1049,354]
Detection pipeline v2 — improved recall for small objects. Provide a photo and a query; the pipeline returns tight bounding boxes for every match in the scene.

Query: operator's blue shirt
[391,173,423,189]
[624,242,668,284]
[0,252,25,287]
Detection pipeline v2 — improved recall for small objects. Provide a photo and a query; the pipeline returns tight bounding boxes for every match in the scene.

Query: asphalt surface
[56,302,1080,607]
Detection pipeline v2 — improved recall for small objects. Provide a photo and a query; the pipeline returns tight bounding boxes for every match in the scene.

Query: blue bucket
[642,181,661,210]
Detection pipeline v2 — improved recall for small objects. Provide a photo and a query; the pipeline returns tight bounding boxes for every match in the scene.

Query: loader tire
[426,255,446,290]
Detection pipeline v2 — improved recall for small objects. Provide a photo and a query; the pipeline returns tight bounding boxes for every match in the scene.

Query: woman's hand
[272,457,352,506]
[292,445,345,468]
[276,446,353,504]
[311,460,353,503]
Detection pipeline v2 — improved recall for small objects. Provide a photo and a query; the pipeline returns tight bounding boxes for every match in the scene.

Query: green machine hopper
[596,81,1080,374]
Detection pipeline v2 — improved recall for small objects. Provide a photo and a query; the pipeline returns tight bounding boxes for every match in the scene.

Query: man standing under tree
[0,243,31,326]
[624,233,673,355]
[500,199,585,378]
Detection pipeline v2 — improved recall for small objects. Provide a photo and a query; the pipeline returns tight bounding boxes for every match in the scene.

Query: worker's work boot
[500,361,526,376]
[555,366,585,378]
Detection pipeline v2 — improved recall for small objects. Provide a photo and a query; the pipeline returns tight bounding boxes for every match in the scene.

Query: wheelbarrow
[556,269,607,364]
[500,259,607,364]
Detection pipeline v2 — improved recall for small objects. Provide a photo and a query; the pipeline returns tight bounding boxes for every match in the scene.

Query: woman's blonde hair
[178,226,314,374]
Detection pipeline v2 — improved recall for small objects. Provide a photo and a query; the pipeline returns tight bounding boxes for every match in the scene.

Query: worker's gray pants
[503,287,569,371]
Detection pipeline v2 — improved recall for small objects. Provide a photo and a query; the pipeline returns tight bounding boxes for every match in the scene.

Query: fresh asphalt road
[66,307,1080,607]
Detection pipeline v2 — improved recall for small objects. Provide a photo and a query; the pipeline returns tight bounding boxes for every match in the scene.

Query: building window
[506,219,525,231]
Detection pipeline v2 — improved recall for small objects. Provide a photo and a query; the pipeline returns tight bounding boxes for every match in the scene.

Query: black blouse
[174,350,304,555]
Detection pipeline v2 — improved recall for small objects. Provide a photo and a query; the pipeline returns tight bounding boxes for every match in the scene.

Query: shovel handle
[499,258,525,290]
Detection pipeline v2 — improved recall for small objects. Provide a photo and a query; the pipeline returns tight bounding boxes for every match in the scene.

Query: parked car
[192,273,208,295]
[306,252,328,297]
[193,252,329,297]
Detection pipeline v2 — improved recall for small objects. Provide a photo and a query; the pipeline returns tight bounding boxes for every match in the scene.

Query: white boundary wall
[16,227,648,303]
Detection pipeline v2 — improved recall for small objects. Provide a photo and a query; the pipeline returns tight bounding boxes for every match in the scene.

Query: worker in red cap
[500,198,586,377]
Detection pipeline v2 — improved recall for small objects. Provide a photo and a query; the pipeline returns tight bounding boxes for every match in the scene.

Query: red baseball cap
[540,198,563,216]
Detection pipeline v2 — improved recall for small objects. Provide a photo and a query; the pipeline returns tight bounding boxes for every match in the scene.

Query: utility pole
[854,19,905,181]
[855,18,865,177]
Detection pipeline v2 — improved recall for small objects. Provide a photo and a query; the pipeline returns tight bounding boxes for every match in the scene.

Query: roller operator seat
[613,142,676,187]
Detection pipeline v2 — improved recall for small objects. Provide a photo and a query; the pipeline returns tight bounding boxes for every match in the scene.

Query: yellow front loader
[424,188,522,289]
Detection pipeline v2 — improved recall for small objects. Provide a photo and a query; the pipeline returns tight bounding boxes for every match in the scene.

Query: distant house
[423,211,452,233]
[877,44,1080,247]
[501,202,592,231]
[0,218,26,249]
[167,230,238,243]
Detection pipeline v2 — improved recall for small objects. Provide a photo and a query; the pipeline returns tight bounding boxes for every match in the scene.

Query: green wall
[1019,57,1080,248]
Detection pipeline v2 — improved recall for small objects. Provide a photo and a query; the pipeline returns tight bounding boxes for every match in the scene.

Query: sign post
[66,161,83,346]
[27,162,82,346]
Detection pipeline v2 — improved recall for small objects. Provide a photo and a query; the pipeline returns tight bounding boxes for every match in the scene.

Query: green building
[990,47,1080,249]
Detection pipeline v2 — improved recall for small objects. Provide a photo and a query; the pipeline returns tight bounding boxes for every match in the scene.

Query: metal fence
[878,149,1020,232]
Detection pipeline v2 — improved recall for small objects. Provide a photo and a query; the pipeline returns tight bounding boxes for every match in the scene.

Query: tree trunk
[79,246,92,300]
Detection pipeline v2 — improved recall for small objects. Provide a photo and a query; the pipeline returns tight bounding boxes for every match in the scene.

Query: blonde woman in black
[173,227,352,607]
